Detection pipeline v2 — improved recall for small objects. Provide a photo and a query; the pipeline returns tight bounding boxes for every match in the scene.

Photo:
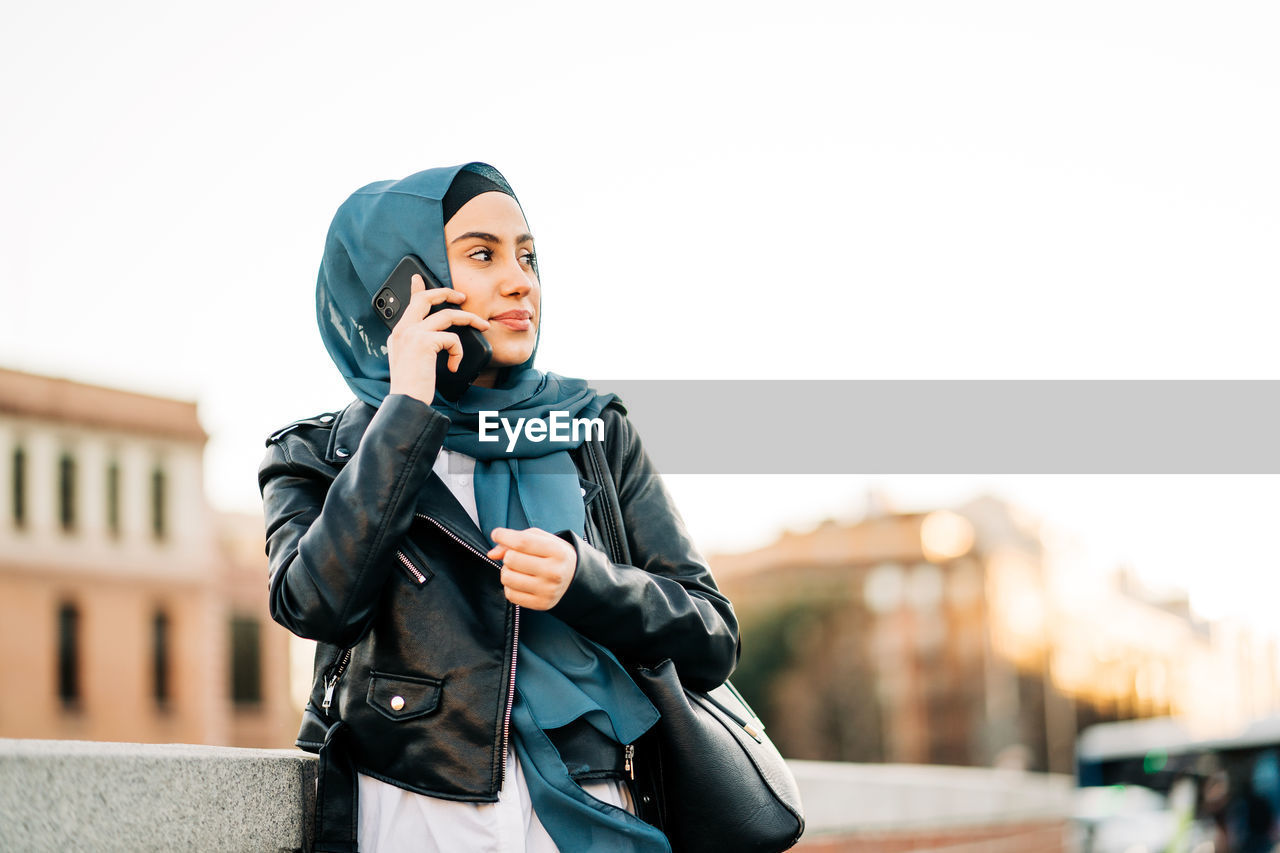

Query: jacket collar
[327,398,495,557]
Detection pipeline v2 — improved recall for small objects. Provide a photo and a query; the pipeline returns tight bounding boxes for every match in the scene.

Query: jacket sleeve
[550,409,741,691]
[258,395,450,647]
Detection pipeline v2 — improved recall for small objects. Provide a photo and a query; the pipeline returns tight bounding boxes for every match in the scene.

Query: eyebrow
[450,231,535,245]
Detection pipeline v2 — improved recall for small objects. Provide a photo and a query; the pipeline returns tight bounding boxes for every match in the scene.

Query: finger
[490,527,560,556]
[497,548,547,577]
[403,274,429,321]
[395,329,461,370]
[418,308,491,332]
[500,565,545,594]
[439,333,464,373]
[487,544,509,561]
[403,283,466,322]
[418,287,466,307]
[503,587,546,610]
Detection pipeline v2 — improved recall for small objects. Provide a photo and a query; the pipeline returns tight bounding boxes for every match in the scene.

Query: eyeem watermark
[478,411,604,452]
[573,379,1280,474]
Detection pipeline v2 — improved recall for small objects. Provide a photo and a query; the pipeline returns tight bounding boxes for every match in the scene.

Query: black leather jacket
[259,393,740,801]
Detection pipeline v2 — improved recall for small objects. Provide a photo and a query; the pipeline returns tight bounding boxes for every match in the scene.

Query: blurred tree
[732,600,815,731]
[735,597,885,762]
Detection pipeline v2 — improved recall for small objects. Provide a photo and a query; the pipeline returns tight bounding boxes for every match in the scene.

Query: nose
[498,253,533,297]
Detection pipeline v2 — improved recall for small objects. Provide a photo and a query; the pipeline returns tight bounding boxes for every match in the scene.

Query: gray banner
[587,380,1280,474]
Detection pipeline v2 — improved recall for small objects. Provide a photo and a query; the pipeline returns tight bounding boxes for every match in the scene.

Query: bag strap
[582,433,632,566]
[579,434,670,830]
[313,720,359,853]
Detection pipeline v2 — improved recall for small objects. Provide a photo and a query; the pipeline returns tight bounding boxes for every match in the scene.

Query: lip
[490,309,533,332]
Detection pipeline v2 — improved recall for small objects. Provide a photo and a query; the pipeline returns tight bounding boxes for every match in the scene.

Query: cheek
[449,275,484,310]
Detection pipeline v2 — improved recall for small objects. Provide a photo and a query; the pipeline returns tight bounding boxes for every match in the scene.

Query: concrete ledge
[790,760,1074,836]
[0,740,1074,851]
[0,739,316,853]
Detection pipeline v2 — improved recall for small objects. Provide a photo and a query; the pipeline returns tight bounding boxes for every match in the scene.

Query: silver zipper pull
[322,676,338,712]
[624,744,634,780]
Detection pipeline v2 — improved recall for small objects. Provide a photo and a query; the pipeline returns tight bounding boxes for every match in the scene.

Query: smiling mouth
[491,310,533,331]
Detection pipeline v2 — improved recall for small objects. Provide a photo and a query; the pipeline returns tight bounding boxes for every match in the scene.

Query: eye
[466,247,493,262]
[520,250,538,271]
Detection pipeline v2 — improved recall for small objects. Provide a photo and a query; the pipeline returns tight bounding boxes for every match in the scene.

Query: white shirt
[356,448,634,852]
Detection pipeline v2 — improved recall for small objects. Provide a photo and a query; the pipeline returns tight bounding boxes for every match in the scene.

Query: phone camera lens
[375,296,386,310]
[383,307,394,319]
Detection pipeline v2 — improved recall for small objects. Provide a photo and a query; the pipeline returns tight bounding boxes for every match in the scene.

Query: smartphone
[372,255,492,401]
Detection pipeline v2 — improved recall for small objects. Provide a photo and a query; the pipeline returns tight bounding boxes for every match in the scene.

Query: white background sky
[2,3,1277,627]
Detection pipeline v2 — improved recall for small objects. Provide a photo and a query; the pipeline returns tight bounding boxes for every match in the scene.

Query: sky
[1,2,1277,627]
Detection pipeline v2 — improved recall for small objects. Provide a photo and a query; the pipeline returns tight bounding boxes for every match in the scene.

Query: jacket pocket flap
[367,672,443,722]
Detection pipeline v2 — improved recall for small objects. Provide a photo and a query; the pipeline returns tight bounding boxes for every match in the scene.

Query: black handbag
[579,437,805,853]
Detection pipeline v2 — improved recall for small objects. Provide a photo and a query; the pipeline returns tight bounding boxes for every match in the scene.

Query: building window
[230,616,262,706]
[57,602,81,708]
[12,445,25,529]
[58,453,77,533]
[152,610,170,708]
[151,466,166,541]
[106,460,121,538]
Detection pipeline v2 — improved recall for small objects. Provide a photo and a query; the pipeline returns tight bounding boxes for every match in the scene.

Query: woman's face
[443,191,540,384]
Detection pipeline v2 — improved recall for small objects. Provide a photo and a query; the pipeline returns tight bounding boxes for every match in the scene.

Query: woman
[259,162,740,852]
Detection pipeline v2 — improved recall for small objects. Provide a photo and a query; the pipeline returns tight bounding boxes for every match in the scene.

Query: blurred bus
[1077,716,1280,852]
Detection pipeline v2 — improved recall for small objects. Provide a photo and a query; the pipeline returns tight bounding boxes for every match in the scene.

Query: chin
[491,347,534,367]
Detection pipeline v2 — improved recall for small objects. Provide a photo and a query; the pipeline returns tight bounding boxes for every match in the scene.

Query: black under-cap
[442,166,517,224]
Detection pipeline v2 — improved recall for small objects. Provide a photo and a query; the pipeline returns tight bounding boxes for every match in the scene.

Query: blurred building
[0,367,296,747]
[713,494,1280,774]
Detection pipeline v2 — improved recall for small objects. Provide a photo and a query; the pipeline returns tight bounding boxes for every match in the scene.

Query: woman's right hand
[387,274,490,404]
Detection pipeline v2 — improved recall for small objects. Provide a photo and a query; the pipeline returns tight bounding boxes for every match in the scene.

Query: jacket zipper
[415,512,520,787]
[322,647,353,714]
[504,597,520,785]
[321,548,424,713]
[396,549,428,584]
[324,553,422,716]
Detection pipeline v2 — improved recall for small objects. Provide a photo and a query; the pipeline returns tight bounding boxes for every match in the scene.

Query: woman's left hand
[487,527,578,610]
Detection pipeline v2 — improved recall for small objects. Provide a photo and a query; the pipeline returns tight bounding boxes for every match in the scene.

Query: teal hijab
[316,164,667,851]
[316,162,614,543]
